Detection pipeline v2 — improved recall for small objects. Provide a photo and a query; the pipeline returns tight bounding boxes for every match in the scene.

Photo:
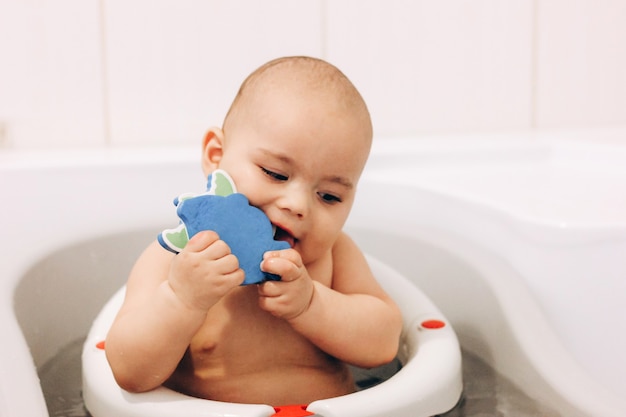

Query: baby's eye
[318,192,342,204]
[261,167,288,181]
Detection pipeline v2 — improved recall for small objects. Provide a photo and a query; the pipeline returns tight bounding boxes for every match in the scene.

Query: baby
[105,56,403,406]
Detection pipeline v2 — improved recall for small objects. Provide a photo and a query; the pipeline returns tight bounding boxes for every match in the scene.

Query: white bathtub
[2,128,626,417]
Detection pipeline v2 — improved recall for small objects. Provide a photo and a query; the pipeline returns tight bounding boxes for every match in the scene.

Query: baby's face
[214,88,370,266]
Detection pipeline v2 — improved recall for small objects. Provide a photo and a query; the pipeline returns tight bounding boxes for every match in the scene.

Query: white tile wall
[326,0,534,137]
[1,0,626,149]
[535,0,626,128]
[0,0,105,149]
[104,0,323,147]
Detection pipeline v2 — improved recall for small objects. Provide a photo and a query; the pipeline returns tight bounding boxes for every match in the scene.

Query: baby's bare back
[164,285,355,405]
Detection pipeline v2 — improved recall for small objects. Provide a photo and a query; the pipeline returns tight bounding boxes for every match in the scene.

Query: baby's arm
[259,233,403,368]
[105,231,243,392]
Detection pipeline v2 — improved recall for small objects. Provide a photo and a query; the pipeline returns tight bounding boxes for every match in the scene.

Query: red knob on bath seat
[421,319,446,329]
[272,404,314,416]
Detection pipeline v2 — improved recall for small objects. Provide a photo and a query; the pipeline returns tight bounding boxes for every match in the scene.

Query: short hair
[223,56,372,137]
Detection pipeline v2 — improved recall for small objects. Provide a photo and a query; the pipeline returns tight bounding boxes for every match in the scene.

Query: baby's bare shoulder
[330,232,381,292]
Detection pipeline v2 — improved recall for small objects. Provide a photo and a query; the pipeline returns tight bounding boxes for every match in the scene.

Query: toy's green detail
[214,171,236,196]
[165,224,189,249]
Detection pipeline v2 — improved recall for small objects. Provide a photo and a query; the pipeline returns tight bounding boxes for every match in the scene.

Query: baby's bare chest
[187,287,325,370]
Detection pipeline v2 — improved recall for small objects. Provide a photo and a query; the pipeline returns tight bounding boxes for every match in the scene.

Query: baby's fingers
[213,253,241,275]
[263,248,301,263]
[185,230,220,252]
[261,253,302,282]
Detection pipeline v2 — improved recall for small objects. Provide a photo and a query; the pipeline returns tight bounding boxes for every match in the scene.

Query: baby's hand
[258,249,315,320]
[168,230,244,312]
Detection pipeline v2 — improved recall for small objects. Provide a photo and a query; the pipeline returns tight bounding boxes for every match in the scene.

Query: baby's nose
[279,187,310,218]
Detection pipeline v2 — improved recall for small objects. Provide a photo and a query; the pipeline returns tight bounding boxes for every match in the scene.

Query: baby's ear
[201,127,224,176]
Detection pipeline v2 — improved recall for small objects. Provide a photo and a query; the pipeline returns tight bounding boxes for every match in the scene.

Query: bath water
[39,338,559,417]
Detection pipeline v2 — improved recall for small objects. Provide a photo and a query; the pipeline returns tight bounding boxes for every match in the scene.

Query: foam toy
[157,169,290,285]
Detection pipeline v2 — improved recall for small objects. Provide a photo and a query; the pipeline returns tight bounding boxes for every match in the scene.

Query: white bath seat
[82,255,462,417]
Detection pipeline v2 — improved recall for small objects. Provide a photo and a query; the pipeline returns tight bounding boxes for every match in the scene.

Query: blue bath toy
[158,169,289,285]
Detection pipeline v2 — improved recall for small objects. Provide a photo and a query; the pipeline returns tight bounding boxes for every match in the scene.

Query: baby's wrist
[162,280,211,317]
[286,280,317,323]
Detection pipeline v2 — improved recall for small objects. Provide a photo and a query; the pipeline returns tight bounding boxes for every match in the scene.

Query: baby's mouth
[273,225,296,248]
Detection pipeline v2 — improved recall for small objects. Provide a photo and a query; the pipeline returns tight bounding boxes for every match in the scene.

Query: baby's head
[202,57,372,263]
[223,56,372,150]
